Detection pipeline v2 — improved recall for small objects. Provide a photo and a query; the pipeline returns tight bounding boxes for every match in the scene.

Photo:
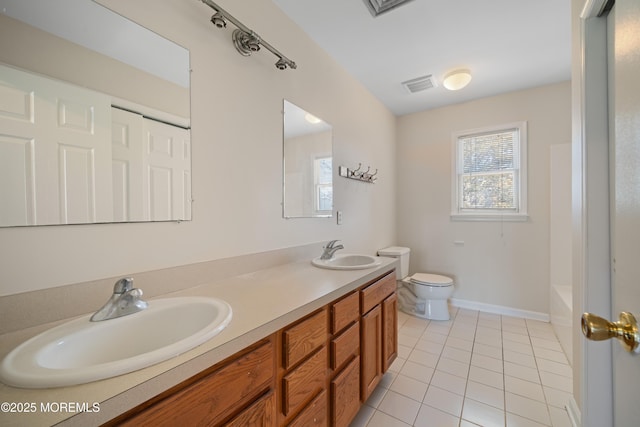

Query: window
[451,122,527,221]
[314,156,333,214]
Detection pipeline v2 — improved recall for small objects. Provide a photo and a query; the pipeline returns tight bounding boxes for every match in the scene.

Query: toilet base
[423,299,450,321]
[399,297,450,321]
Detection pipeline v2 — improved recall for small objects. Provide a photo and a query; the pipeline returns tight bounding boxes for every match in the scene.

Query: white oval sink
[311,254,382,270]
[0,296,232,388]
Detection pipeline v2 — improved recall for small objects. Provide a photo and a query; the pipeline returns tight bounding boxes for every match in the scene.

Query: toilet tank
[377,246,410,280]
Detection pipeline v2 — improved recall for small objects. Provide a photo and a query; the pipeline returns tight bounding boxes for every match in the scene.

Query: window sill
[450,213,529,222]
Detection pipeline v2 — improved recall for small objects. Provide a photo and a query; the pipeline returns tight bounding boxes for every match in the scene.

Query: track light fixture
[200,0,297,70]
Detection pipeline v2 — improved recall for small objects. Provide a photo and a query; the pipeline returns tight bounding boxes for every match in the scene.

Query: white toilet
[378,246,454,321]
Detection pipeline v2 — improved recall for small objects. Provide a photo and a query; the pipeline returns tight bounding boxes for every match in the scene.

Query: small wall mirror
[0,0,191,227]
[283,100,333,218]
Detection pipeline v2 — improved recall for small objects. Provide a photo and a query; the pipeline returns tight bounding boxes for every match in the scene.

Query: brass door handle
[581,312,640,352]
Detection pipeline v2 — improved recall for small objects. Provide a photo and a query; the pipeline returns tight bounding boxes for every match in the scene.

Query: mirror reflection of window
[283,100,333,218]
[314,156,333,214]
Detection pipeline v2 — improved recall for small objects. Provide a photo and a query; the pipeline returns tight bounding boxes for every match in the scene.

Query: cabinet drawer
[120,340,274,426]
[282,346,327,416]
[360,271,396,315]
[226,391,275,427]
[331,356,360,427]
[283,308,327,369]
[331,291,359,334]
[330,321,359,371]
[287,389,327,427]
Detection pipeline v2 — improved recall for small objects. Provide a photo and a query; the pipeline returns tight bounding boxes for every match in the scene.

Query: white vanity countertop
[0,257,397,427]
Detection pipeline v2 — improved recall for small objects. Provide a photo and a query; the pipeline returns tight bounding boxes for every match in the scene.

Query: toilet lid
[410,273,453,287]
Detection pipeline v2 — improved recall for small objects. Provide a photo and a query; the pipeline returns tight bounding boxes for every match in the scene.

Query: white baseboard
[566,396,581,427]
[450,298,550,322]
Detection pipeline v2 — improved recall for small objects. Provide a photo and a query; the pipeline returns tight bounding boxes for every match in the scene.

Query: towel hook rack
[338,164,378,184]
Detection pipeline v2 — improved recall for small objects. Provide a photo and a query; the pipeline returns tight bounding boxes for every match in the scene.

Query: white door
[582,1,640,425]
[609,0,640,424]
[142,119,191,221]
[111,107,144,222]
[0,64,112,225]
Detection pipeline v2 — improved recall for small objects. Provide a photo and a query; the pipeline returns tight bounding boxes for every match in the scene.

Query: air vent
[402,75,437,94]
[363,0,415,17]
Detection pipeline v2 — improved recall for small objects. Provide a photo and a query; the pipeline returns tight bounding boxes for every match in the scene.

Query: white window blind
[451,122,528,221]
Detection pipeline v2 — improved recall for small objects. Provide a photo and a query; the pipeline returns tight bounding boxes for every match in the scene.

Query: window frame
[313,155,333,215]
[450,121,528,222]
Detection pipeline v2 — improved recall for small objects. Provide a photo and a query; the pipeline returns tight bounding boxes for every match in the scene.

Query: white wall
[0,0,397,296]
[550,143,573,290]
[550,143,573,361]
[396,82,571,314]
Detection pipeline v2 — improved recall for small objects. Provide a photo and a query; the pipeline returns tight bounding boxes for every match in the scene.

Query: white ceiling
[273,0,572,116]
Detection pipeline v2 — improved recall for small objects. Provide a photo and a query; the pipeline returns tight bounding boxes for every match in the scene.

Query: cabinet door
[360,305,382,402]
[331,356,360,427]
[382,293,398,372]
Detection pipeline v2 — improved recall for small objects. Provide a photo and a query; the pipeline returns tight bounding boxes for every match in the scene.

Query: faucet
[90,277,148,321]
[320,240,344,260]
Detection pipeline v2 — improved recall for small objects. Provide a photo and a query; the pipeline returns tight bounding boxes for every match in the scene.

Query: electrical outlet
[337,211,343,225]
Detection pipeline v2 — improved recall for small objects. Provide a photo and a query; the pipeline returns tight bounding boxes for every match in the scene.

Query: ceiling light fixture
[200,0,297,70]
[443,69,472,91]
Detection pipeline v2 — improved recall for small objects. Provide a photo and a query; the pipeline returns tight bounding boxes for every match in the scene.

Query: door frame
[572,0,614,425]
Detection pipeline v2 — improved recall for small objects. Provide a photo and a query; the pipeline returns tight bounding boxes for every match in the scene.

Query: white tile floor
[350,307,574,427]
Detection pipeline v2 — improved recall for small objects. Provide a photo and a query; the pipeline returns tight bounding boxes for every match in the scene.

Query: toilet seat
[410,273,453,287]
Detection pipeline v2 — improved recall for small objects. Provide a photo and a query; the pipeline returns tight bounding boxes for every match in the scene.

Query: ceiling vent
[402,75,437,94]
[362,0,415,17]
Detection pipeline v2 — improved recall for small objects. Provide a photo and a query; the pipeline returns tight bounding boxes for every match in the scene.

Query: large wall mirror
[283,100,333,218]
[0,0,191,227]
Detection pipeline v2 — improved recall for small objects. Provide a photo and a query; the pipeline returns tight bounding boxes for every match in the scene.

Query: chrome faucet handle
[90,277,147,322]
[325,240,340,249]
[113,277,134,294]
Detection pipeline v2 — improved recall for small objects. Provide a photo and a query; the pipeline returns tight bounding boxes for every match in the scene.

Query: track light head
[233,29,261,56]
[210,12,226,28]
[246,35,260,52]
[275,58,297,70]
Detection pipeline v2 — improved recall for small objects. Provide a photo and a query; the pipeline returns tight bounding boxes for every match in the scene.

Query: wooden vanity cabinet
[108,269,397,427]
[360,271,397,402]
